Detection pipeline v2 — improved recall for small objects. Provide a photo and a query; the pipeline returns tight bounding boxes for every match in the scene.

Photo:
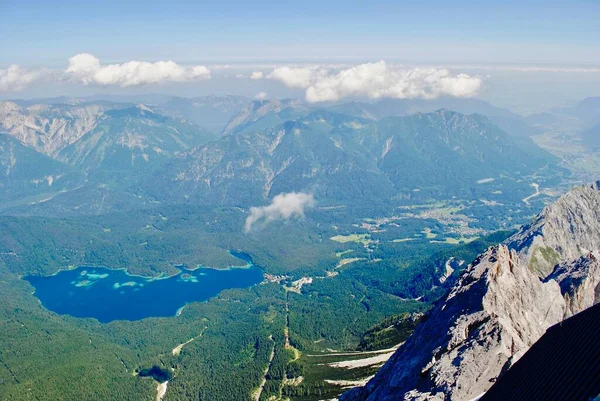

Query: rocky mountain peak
[545,251,600,316]
[0,102,107,156]
[507,180,600,277]
[341,182,600,401]
[0,101,22,114]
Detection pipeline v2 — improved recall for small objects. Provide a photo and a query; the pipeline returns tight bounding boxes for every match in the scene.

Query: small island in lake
[25,251,263,323]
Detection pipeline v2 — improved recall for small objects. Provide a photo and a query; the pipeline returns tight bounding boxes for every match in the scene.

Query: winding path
[523,183,540,205]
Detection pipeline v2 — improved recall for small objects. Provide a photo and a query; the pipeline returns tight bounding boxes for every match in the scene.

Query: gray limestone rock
[341,182,600,401]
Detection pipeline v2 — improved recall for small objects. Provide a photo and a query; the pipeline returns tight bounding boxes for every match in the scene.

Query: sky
[1,0,599,112]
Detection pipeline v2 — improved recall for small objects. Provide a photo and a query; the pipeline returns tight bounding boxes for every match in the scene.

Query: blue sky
[1,0,599,111]
[1,0,599,66]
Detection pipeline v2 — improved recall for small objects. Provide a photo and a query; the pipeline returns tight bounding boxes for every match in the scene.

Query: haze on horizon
[1,0,600,113]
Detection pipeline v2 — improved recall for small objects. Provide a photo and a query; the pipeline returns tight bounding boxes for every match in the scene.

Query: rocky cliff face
[0,101,107,157]
[545,252,600,316]
[341,181,600,401]
[507,180,600,277]
[56,106,216,173]
[0,101,216,175]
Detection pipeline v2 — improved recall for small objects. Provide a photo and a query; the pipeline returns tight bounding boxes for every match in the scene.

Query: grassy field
[284,345,399,401]
[432,236,480,245]
[330,234,373,246]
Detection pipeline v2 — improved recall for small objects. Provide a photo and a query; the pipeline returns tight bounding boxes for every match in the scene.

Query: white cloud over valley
[244,192,315,232]
[267,61,482,102]
[65,53,211,87]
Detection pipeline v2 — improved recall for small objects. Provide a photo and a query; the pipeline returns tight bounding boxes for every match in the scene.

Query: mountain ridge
[341,180,600,401]
[146,108,559,207]
[0,133,82,202]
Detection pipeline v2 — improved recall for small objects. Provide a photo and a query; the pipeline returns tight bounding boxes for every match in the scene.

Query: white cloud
[244,192,315,232]
[65,53,211,87]
[0,65,45,92]
[268,61,482,102]
[255,91,268,100]
[250,71,264,80]
[268,66,317,89]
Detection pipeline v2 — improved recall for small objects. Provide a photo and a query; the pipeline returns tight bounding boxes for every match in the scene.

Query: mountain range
[7,94,250,133]
[223,97,539,138]
[147,108,558,208]
[56,106,215,175]
[527,96,600,134]
[0,96,564,216]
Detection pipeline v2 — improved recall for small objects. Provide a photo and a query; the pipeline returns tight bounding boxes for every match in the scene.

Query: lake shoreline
[21,250,259,280]
[24,258,265,323]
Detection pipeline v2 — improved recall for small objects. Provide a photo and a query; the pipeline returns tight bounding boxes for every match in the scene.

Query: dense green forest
[0,205,338,278]
[0,201,514,401]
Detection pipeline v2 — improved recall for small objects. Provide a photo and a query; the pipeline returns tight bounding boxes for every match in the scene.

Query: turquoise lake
[25,251,264,323]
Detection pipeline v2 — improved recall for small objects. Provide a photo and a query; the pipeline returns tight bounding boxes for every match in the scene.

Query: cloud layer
[65,53,211,87]
[245,192,315,232]
[267,61,482,102]
[0,65,45,92]
[2,56,599,94]
[0,54,213,92]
